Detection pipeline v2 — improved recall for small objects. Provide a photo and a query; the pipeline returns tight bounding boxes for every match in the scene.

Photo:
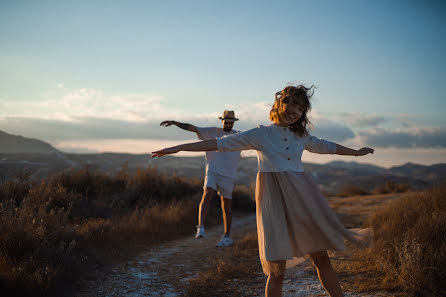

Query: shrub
[368,184,446,296]
[335,184,369,197]
[0,166,255,296]
[371,180,412,194]
[231,184,256,212]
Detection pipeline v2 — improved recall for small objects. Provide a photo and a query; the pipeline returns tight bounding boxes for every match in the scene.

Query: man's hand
[160,120,175,127]
[160,120,198,133]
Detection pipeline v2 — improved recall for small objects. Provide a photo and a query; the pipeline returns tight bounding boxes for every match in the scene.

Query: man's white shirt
[196,127,241,178]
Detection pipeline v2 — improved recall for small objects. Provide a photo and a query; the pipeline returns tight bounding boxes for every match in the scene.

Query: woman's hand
[152,139,217,158]
[356,147,374,156]
[151,146,181,158]
[160,120,175,127]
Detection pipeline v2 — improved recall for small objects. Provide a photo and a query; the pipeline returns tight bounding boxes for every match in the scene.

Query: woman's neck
[274,120,289,127]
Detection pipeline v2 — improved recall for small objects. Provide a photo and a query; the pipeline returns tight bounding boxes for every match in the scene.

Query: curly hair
[269,85,315,136]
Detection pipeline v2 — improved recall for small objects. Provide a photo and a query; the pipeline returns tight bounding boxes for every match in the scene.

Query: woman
[152,85,374,297]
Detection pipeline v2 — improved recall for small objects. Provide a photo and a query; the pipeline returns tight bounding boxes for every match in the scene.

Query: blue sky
[1,0,445,167]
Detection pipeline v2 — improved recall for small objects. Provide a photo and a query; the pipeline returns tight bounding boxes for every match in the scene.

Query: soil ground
[74,193,408,297]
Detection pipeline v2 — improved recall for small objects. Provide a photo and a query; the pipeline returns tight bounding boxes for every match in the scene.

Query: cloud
[2,86,275,127]
[359,127,446,148]
[0,116,203,142]
[0,85,355,146]
[338,113,386,127]
[310,119,356,142]
[55,139,196,155]
[312,111,424,130]
[40,88,167,122]
[0,114,357,145]
[396,114,414,127]
[2,115,445,151]
[2,85,444,151]
[2,86,171,122]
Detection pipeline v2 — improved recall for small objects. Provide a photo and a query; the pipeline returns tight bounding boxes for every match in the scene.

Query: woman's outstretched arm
[151,139,217,158]
[335,144,374,156]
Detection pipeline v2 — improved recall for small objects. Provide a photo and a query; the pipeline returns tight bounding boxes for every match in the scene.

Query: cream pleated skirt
[255,171,372,276]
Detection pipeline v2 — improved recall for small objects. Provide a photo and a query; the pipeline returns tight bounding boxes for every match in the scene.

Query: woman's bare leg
[265,260,286,297]
[309,251,344,297]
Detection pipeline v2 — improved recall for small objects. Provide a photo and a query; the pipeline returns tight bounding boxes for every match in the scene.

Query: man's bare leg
[220,196,232,236]
[309,251,344,297]
[198,187,215,227]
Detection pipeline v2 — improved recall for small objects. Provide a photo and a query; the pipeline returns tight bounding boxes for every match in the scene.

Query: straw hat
[218,110,239,121]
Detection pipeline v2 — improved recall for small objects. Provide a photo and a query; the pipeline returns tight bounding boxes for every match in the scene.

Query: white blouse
[217,124,337,173]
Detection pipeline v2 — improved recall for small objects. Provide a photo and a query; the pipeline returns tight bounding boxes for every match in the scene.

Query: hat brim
[219,117,239,121]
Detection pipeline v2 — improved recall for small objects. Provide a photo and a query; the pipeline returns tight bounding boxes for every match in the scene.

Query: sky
[1,0,445,167]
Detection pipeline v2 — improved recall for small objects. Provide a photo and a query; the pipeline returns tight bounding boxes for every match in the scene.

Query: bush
[368,184,446,296]
[335,184,369,197]
[372,180,412,194]
[0,166,255,296]
[231,184,256,212]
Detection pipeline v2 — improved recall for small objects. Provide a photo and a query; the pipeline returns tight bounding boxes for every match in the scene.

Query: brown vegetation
[367,184,446,296]
[371,180,413,194]
[182,186,445,297]
[336,180,413,197]
[335,184,369,197]
[184,232,263,297]
[0,166,255,297]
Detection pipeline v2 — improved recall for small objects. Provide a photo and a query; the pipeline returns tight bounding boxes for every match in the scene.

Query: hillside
[1,151,444,195]
[0,129,444,193]
[0,130,58,154]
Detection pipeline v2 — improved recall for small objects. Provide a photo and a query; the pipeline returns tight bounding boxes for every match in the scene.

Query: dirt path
[74,210,393,297]
[74,213,257,297]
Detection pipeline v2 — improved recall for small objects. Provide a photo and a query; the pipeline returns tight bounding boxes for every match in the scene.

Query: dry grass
[184,232,264,297]
[335,184,369,197]
[366,184,446,297]
[335,181,413,198]
[182,186,445,297]
[0,166,255,297]
[329,186,446,296]
[371,180,413,195]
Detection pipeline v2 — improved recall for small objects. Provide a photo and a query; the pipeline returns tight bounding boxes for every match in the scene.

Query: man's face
[222,120,234,132]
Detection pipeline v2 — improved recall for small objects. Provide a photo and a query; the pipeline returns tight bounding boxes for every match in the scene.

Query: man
[160,110,241,247]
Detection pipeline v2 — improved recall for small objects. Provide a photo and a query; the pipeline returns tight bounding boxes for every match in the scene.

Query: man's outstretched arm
[160,120,198,133]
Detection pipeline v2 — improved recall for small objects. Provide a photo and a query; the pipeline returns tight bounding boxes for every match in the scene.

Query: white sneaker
[195,225,205,238]
[216,236,233,247]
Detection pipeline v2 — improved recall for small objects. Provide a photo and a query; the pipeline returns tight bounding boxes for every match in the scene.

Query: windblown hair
[270,84,314,136]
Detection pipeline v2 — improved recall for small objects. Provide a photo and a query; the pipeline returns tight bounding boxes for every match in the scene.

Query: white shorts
[204,171,235,199]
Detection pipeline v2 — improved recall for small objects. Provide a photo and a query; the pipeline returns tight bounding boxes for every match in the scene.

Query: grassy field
[1,165,443,297]
[184,185,446,297]
[0,166,255,297]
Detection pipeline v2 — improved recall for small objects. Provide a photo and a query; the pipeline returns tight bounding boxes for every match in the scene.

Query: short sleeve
[196,127,217,140]
[217,126,263,152]
[304,135,337,154]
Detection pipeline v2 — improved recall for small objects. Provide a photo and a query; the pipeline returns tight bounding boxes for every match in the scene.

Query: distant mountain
[325,160,387,174]
[389,162,446,183]
[0,133,444,194]
[0,130,58,154]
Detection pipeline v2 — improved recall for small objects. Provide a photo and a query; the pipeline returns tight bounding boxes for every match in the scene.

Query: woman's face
[278,103,303,125]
